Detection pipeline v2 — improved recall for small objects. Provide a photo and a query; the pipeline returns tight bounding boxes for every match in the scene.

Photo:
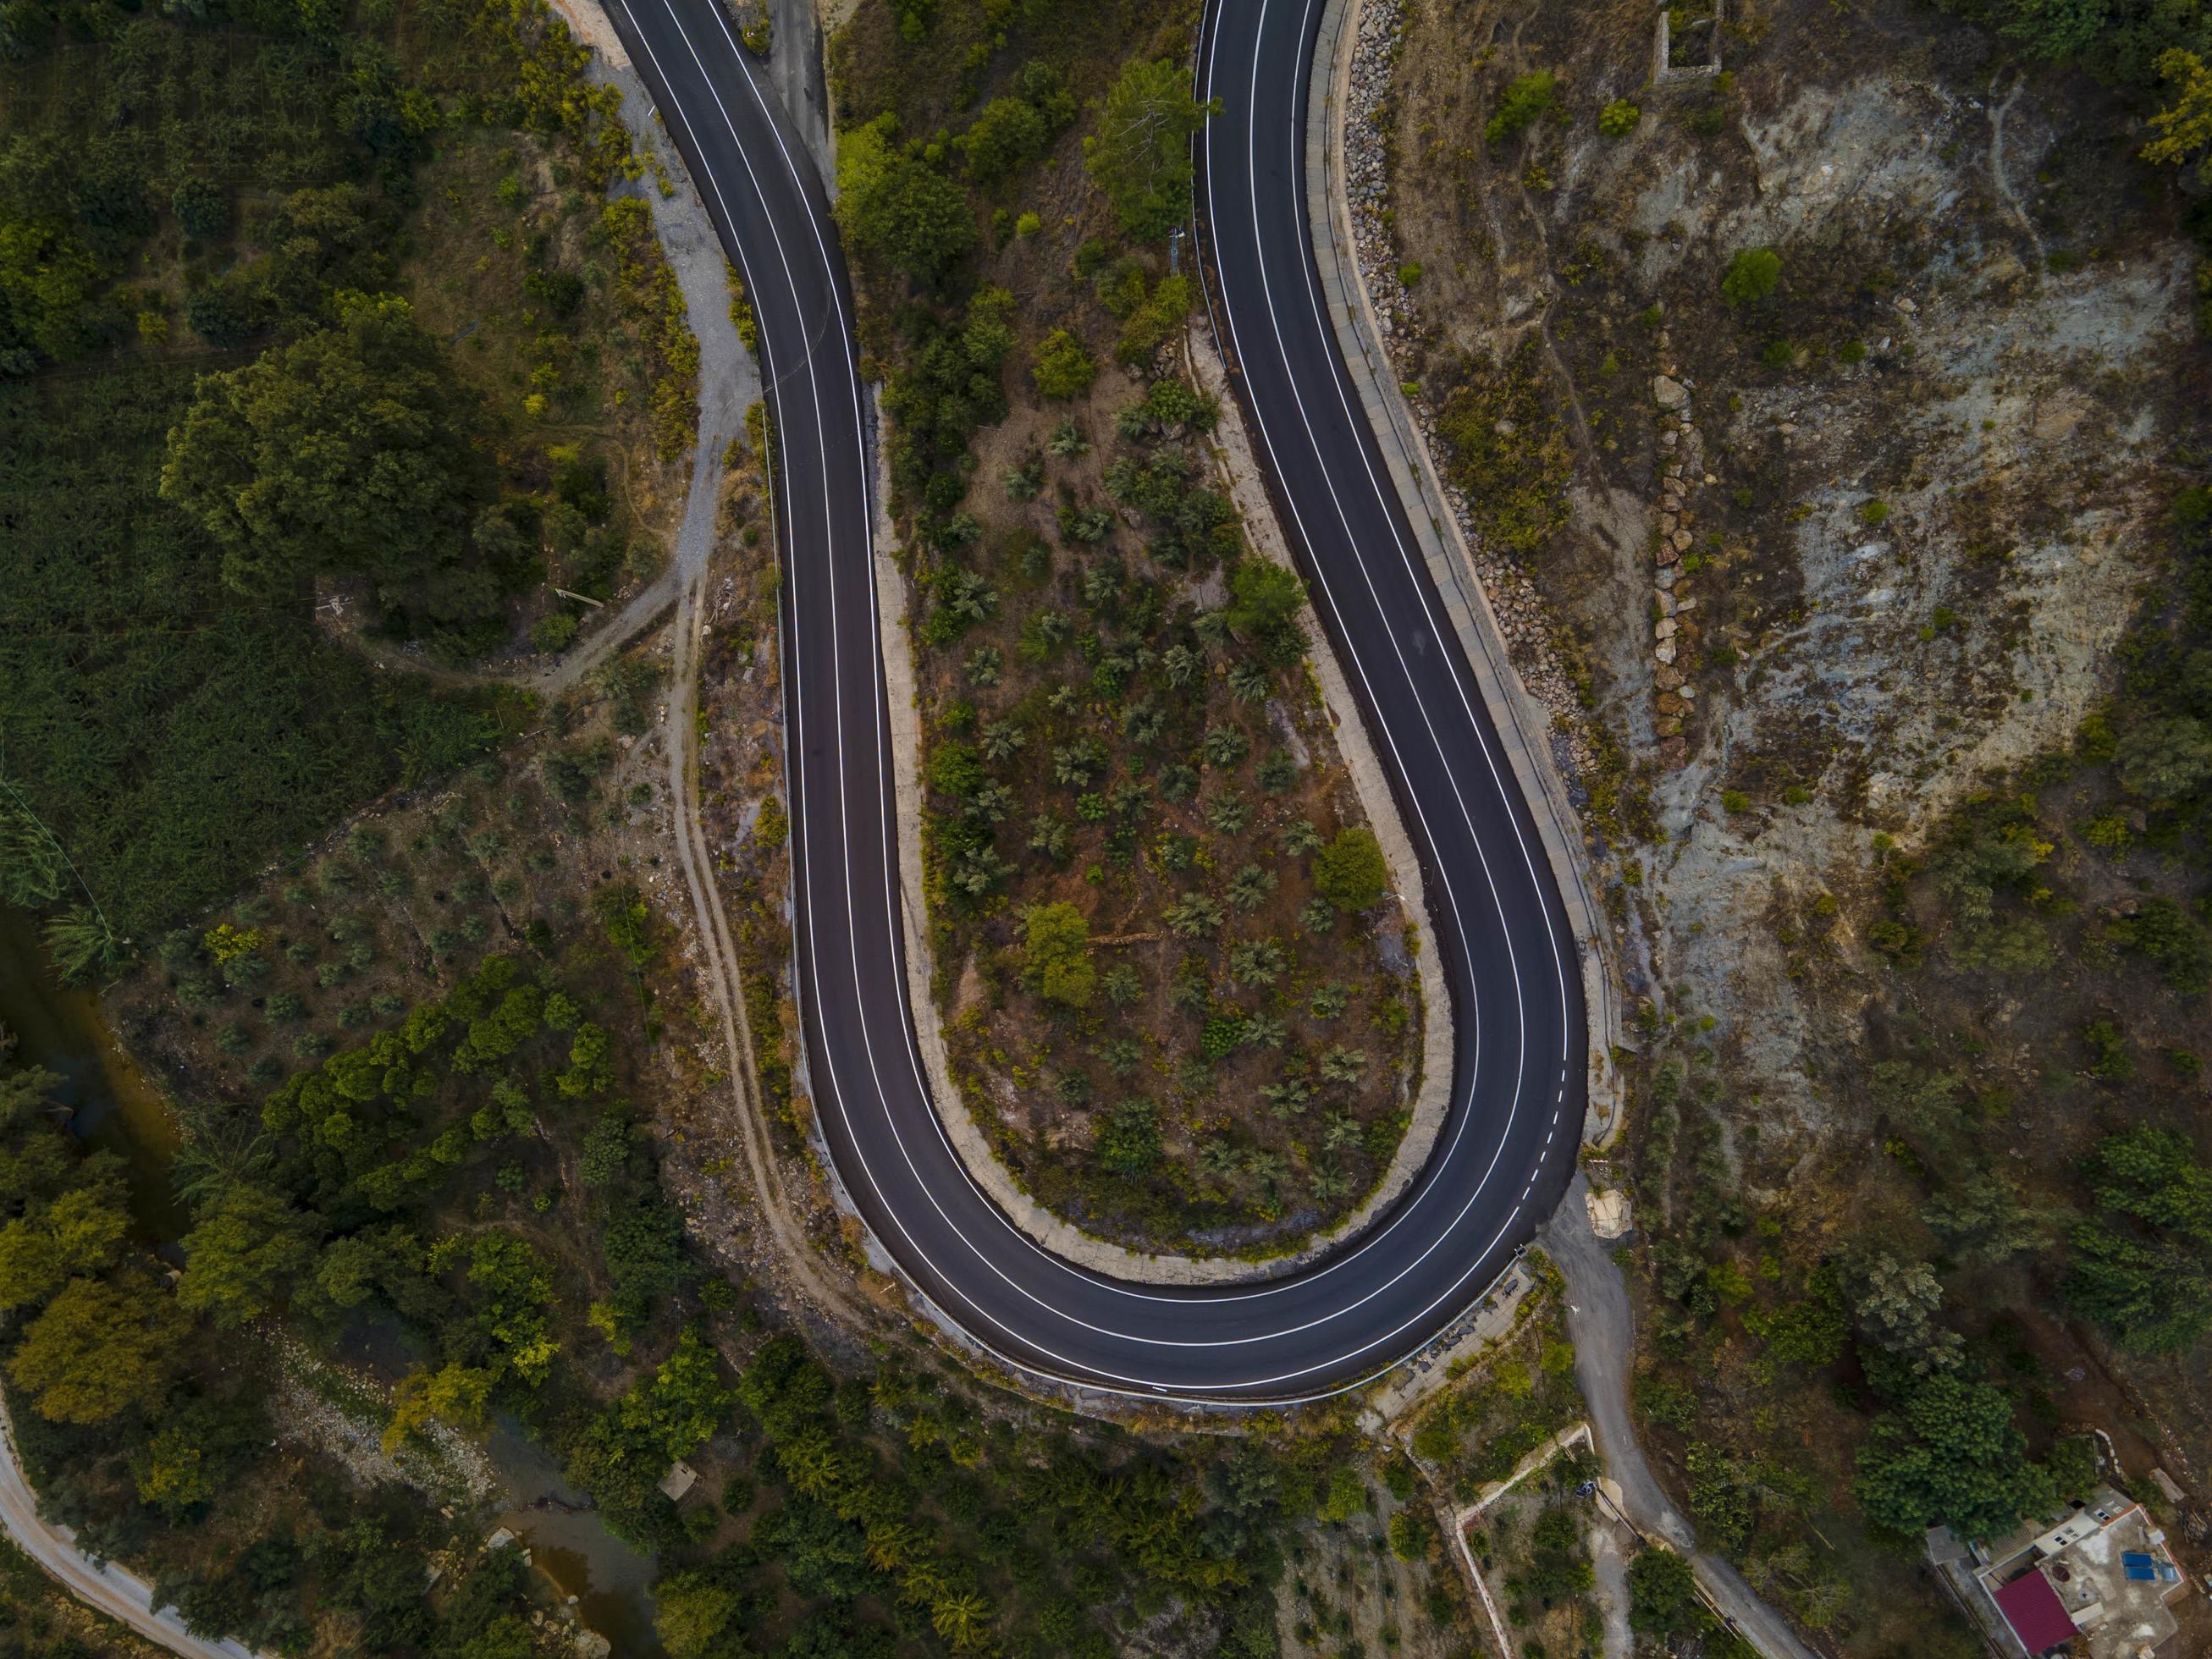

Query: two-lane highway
[605,0,1585,1402]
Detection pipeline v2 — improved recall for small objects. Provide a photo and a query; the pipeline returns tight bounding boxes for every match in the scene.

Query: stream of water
[0,910,664,1654]
[0,908,187,1239]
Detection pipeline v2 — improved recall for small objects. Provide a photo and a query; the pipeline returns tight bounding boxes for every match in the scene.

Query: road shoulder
[1305,0,1625,1148]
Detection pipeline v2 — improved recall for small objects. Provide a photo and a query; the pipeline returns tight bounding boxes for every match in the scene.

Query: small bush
[1720,246,1782,307]
[1313,826,1388,912]
[1598,99,1641,137]
[171,177,231,240]
[1719,789,1751,813]
[1859,499,1890,526]
[531,611,579,653]
[1485,71,1556,145]
[1032,328,1097,400]
[1397,261,1423,287]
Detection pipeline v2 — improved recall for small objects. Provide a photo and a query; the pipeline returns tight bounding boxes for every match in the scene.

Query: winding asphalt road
[604,0,1585,1402]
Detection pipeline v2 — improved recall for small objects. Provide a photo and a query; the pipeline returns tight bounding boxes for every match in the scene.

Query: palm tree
[864,1521,919,1574]
[171,1114,273,1206]
[777,1427,841,1498]
[932,1590,994,1651]
[44,904,121,986]
[898,1559,946,1609]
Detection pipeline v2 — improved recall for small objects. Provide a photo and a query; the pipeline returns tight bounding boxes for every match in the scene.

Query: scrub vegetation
[1368,0,2212,1644]
[827,0,1426,1259]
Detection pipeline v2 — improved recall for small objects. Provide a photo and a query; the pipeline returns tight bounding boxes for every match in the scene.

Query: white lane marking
[692,0,1506,1342]
[1225,0,1583,1195]
[631,0,1578,1392]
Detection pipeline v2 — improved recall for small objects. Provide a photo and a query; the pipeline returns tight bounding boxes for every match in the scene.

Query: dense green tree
[1989,0,2110,60]
[2065,1126,2212,1351]
[9,1273,186,1424]
[178,1183,321,1328]
[652,1564,749,1657]
[1085,59,1216,241]
[0,210,109,372]
[1845,1249,1961,1374]
[1925,1172,2052,1265]
[160,292,501,636]
[2110,895,2212,992]
[1852,1371,2055,1541]
[2116,713,2212,799]
[0,1158,130,1311]
[835,114,974,284]
[170,177,231,240]
[956,64,1075,185]
[2144,49,2212,179]
[1627,1547,1702,1638]
[758,1492,874,1601]
[566,1328,731,1545]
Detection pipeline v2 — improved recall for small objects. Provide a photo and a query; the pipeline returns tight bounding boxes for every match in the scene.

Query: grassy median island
[830,0,1427,1259]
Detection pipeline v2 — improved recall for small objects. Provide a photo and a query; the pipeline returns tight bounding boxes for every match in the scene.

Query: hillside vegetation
[1365,0,2212,1646]
[0,0,695,957]
[829,0,1430,1258]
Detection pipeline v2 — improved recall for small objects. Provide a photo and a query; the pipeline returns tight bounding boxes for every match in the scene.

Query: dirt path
[1540,1175,1819,1659]
[588,3,882,1337]
[1987,71,2047,278]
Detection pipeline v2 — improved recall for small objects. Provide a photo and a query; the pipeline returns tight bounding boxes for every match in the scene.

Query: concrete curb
[1308,0,1623,1143]
[873,376,1454,1287]
[1186,321,1458,1264]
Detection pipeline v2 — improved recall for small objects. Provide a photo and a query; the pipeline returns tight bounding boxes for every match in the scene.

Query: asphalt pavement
[0,1400,260,1658]
[597,0,1586,1401]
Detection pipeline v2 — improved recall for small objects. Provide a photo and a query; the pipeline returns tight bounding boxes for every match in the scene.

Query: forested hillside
[0,0,693,958]
[0,1,1491,1654]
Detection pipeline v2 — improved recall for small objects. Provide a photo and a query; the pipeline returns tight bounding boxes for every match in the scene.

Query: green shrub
[1598,99,1641,137]
[531,611,579,653]
[1313,827,1388,912]
[1720,246,1782,306]
[1021,901,1095,1007]
[1096,1098,1160,1177]
[1485,71,1556,145]
[1031,328,1097,400]
[1113,273,1192,366]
